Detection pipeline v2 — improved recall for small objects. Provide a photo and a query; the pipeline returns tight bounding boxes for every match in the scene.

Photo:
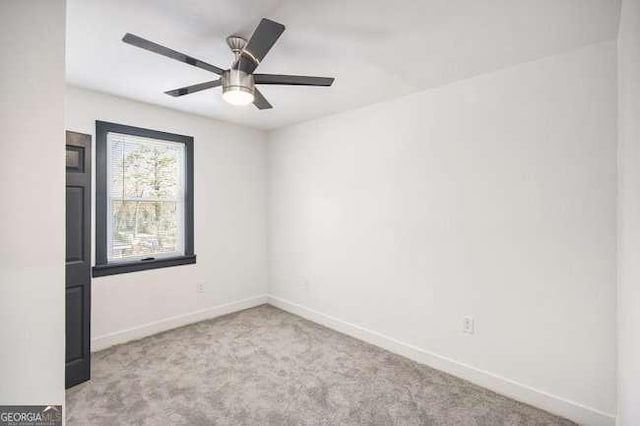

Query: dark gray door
[65,131,91,388]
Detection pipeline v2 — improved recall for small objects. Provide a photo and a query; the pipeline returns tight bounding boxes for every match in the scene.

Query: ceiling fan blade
[253,88,273,110]
[123,33,225,75]
[254,74,334,86]
[234,18,285,74]
[165,80,222,97]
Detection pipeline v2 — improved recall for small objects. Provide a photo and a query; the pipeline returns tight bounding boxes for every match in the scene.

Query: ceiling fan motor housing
[222,69,255,96]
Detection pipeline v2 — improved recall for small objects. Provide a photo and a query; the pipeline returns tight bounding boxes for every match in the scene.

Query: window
[93,121,195,277]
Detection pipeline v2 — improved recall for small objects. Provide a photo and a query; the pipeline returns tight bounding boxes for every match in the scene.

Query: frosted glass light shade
[222,88,254,106]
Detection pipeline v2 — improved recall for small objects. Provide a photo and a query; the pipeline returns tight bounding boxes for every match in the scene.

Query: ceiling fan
[122,18,335,110]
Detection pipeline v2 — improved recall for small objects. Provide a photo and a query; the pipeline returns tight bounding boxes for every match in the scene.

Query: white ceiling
[67,0,620,130]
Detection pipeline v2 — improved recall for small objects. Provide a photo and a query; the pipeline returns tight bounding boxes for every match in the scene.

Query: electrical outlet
[462,316,475,335]
[196,283,205,293]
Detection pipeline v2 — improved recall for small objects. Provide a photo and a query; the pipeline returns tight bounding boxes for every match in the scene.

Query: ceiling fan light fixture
[222,87,254,106]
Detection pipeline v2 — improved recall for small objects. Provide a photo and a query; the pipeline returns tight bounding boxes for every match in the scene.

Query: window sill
[92,254,196,277]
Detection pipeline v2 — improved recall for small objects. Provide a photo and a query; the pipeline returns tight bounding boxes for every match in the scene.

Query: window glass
[106,132,185,261]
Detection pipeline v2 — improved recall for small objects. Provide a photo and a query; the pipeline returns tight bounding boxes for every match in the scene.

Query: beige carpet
[66,305,574,425]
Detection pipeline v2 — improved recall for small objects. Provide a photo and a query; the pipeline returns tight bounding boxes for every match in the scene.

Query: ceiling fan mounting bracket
[226,35,247,56]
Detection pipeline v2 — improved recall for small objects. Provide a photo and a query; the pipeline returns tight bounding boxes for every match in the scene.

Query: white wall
[268,42,617,425]
[65,86,268,349]
[618,0,640,424]
[0,0,66,406]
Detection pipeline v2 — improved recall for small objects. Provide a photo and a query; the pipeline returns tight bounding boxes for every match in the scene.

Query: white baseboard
[267,295,616,426]
[89,293,616,425]
[91,295,268,352]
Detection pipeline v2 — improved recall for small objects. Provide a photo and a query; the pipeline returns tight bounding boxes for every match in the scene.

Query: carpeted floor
[66,305,575,426]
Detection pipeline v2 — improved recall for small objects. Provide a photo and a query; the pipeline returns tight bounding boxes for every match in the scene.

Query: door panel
[65,131,91,388]
[66,186,85,263]
[65,286,84,362]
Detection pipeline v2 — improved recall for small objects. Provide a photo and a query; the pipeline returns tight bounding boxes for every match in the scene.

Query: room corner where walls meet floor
[87,294,615,426]
[72,303,577,426]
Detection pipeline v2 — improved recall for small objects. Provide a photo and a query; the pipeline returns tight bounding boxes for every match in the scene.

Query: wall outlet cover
[462,316,475,334]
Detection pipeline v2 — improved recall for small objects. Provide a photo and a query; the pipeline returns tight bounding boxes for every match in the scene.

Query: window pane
[110,200,182,260]
[110,138,124,198]
[108,133,183,200]
[107,131,186,262]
